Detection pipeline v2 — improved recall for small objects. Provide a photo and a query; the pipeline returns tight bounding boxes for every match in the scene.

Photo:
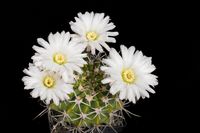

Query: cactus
[48,53,126,133]
[22,12,158,133]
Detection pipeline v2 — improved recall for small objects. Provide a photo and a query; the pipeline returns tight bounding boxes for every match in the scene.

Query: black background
[2,1,196,133]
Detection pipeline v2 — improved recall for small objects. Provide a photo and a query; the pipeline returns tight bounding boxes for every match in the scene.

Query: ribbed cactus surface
[49,54,124,132]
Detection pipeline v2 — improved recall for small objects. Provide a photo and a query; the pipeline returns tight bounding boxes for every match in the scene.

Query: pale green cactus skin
[49,54,125,131]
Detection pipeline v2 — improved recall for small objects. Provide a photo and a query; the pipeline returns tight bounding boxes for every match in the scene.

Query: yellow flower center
[121,68,136,84]
[86,31,98,41]
[53,53,66,65]
[43,76,55,88]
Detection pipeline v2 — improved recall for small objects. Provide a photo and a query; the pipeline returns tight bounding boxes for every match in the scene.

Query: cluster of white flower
[22,12,158,106]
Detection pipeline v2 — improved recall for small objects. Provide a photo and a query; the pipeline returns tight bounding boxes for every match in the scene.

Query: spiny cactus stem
[47,52,129,132]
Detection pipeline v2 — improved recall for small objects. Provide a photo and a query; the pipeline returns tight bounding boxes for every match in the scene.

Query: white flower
[22,64,74,105]
[101,45,158,103]
[32,31,87,82]
[70,12,119,55]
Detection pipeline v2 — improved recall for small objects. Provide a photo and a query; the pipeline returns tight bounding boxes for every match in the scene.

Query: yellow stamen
[53,53,66,65]
[86,31,98,41]
[121,68,136,84]
[43,76,55,88]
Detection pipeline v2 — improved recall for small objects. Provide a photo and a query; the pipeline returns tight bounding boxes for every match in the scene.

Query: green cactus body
[49,53,124,129]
